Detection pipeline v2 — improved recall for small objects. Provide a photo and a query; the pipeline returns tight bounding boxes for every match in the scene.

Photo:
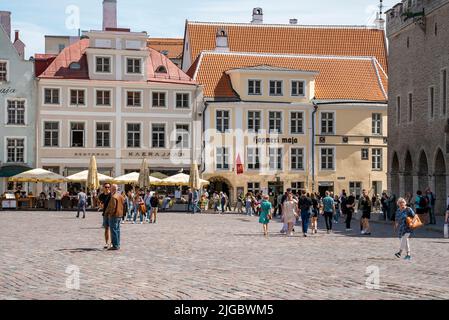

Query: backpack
[419,196,428,208]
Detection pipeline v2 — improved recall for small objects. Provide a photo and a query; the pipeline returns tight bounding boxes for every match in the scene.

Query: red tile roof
[34,54,57,77]
[191,51,388,102]
[38,39,195,84]
[148,38,184,60]
[185,22,388,72]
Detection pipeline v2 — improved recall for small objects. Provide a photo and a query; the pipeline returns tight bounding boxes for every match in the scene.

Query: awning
[0,165,32,178]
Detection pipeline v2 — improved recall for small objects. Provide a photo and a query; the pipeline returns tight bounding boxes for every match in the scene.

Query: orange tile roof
[148,38,184,60]
[39,39,195,85]
[185,22,388,72]
[191,52,388,102]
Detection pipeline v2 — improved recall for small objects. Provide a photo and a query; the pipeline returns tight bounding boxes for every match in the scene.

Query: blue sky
[0,0,398,58]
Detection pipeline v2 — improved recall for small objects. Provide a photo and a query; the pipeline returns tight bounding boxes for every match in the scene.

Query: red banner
[236,154,244,175]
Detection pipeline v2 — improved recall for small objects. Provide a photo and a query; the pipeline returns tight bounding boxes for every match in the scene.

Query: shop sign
[74,152,111,157]
[0,87,16,96]
[254,137,299,145]
[128,151,185,159]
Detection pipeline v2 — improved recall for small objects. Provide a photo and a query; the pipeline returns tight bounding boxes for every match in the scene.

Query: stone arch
[403,150,414,196]
[390,152,400,197]
[207,176,234,203]
[417,150,429,192]
[434,148,447,216]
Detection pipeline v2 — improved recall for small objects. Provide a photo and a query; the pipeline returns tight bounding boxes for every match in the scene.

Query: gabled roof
[148,38,184,60]
[185,21,388,71]
[190,51,388,102]
[38,39,195,84]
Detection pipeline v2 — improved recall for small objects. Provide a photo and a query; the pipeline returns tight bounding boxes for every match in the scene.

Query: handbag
[406,214,423,230]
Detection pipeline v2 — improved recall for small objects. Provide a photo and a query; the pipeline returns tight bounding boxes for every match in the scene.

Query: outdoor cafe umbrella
[138,158,151,190]
[161,172,209,187]
[113,172,162,185]
[87,156,100,191]
[9,168,67,183]
[189,161,201,190]
[66,170,113,183]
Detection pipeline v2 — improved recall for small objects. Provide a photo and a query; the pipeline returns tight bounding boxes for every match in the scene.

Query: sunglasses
[104,186,111,189]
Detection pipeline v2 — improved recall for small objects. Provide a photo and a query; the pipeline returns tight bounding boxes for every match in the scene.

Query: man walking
[359,189,372,235]
[298,190,312,237]
[193,189,201,214]
[322,191,335,234]
[55,187,63,211]
[105,184,125,251]
[76,189,87,219]
[187,189,193,213]
[98,183,112,249]
[345,192,356,231]
[425,188,436,225]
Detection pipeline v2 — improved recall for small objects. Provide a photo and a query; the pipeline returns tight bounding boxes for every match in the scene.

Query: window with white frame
[247,147,260,170]
[248,111,261,132]
[6,138,24,163]
[96,90,111,106]
[0,61,7,81]
[321,112,334,135]
[175,124,190,148]
[216,147,229,170]
[291,80,305,96]
[291,182,305,194]
[7,100,25,125]
[176,93,190,109]
[70,89,85,106]
[70,122,85,148]
[127,91,142,107]
[321,148,334,170]
[152,92,166,108]
[269,111,282,133]
[290,112,304,134]
[216,110,230,133]
[269,80,283,96]
[96,122,111,148]
[269,147,283,170]
[291,148,304,170]
[44,88,60,105]
[152,124,166,148]
[127,123,141,148]
[349,182,362,199]
[372,113,382,135]
[127,58,141,74]
[96,56,111,73]
[247,182,260,195]
[248,80,261,95]
[44,122,59,147]
[372,148,383,170]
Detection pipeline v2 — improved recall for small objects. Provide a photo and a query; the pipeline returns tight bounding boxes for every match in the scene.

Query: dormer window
[291,80,305,97]
[96,56,111,73]
[127,58,141,74]
[269,80,283,96]
[248,80,262,95]
[69,62,81,70]
[155,66,167,74]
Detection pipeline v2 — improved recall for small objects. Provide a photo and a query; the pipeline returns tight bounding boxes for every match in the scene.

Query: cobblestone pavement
[0,210,448,300]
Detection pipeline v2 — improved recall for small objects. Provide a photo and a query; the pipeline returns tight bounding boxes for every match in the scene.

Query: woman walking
[282,193,299,236]
[259,195,273,236]
[333,195,341,224]
[133,192,145,224]
[126,190,134,222]
[394,198,416,260]
[149,192,159,224]
[310,193,319,234]
[245,193,253,216]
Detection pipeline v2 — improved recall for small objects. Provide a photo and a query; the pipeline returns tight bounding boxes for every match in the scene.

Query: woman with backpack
[394,198,417,261]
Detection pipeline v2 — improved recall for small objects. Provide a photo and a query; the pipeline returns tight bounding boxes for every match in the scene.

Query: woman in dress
[282,193,299,236]
[259,195,273,236]
[394,198,416,260]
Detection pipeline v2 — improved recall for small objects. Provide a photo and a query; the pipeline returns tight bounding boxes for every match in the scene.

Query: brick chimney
[13,30,25,59]
[0,11,11,39]
[215,28,229,52]
[103,0,117,31]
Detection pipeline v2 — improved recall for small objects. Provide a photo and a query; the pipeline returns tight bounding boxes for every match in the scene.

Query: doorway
[318,182,334,197]
[268,181,284,197]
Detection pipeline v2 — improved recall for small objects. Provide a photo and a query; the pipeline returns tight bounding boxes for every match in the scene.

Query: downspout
[311,102,319,193]
[201,100,209,175]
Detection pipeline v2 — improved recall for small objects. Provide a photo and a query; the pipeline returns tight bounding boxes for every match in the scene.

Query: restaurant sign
[74,152,111,157]
[128,151,186,159]
[254,136,299,145]
[0,87,16,96]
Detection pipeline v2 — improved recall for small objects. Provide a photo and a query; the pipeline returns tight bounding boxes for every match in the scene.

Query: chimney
[13,30,25,59]
[0,11,11,39]
[289,19,298,25]
[103,0,117,31]
[251,7,263,24]
[215,28,229,52]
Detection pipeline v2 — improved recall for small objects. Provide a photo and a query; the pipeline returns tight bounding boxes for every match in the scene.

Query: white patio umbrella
[161,172,209,187]
[113,172,161,185]
[9,168,67,183]
[66,170,113,183]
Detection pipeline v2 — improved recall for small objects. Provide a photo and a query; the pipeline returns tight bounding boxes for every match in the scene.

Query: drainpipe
[311,101,319,193]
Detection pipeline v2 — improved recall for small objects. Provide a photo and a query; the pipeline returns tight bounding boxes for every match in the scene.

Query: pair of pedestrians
[100,184,125,251]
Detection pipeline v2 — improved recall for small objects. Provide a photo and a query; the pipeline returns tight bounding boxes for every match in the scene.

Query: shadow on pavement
[56,248,103,253]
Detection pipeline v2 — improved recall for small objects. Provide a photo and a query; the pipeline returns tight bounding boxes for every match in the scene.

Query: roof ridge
[199,50,379,61]
[187,21,381,30]
[370,58,388,100]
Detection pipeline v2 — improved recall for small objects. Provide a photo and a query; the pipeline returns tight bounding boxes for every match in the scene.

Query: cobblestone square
[0,211,448,300]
